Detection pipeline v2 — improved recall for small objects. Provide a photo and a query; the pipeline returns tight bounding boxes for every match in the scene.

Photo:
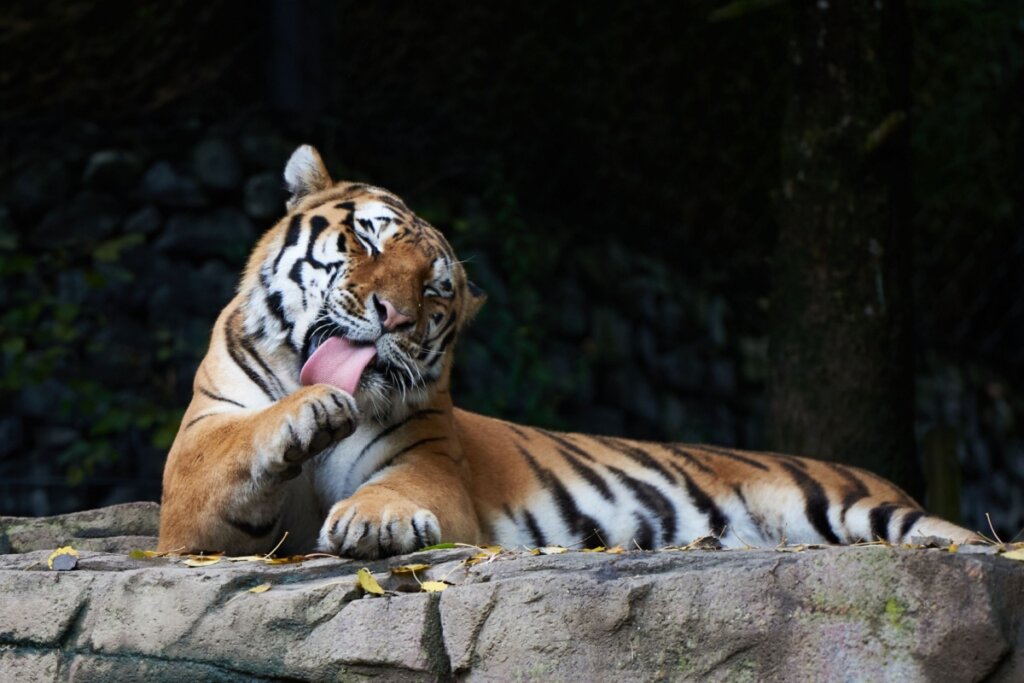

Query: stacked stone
[0,122,290,516]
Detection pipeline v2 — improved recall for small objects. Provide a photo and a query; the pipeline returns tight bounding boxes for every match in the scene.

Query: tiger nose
[373,294,414,332]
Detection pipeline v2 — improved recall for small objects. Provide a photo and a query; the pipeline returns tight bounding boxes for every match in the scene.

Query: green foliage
[0,223,186,487]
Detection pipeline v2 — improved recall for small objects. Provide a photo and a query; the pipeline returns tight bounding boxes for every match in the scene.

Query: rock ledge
[1,505,1022,682]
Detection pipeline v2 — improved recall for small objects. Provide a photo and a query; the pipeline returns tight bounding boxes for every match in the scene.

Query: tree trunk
[769,0,920,496]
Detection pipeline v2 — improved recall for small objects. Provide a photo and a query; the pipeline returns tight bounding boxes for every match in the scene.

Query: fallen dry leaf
[182,554,224,567]
[248,583,272,594]
[606,546,625,554]
[419,542,457,551]
[581,546,607,553]
[391,563,432,575]
[265,555,305,565]
[465,545,503,566]
[128,549,163,560]
[47,546,79,571]
[531,546,569,555]
[1002,548,1024,561]
[357,567,385,596]
[420,580,449,593]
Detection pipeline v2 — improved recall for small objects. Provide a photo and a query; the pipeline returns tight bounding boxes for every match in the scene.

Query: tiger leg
[319,452,481,559]
[158,383,357,554]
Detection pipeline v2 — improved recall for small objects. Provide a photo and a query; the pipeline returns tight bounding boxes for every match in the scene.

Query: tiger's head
[240,145,484,420]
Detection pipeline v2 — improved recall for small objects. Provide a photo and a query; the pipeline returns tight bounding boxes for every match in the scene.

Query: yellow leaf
[419,542,457,551]
[533,546,568,555]
[265,555,305,565]
[224,555,267,563]
[1002,548,1024,561]
[357,567,385,596]
[582,546,607,553]
[606,546,625,554]
[420,581,449,592]
[47,546,79,570]
[391,563,432,574]
[182,554,223,567]
[248,583,272,594]
[948,543,959,553]
[465,545,503,566]
[128,549,162,560]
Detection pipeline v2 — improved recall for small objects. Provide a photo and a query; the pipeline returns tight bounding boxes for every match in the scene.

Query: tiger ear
[284,145,333,210]
[462,280,487,323]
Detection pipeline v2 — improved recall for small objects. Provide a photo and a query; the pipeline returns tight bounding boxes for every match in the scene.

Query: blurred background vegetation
[1,0,1022,538]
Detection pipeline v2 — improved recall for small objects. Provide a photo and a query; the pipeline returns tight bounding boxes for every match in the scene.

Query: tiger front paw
[318,494,441,559]
[260,384,358,481]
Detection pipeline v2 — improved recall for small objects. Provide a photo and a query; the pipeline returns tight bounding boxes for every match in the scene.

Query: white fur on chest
[310,421,399,506]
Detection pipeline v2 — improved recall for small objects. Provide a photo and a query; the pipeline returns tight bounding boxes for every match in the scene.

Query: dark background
[1,1,1022,539]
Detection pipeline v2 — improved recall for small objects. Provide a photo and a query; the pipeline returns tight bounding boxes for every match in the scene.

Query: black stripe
[593,436,677,483]
[353,409,443,467]
[371,436,448,476]
[505,422,533,440]
[554,448,615,502]
[538,429,597,462]
[419,316,456,362]
[898,510,925,540]
[264,291,293,335]
[306,215,330,267]
[198,387,246,409]
[522,510,547,547]
[633,513,655,549]
[238,333,287,398]
[272,213,303,272]
[668,461,728,537]
[732,484,771,540]
[698,445,771,471]
[427,328,457,366]
[869,503,900,542]
[664,445,715,475]
[288,258,306,291]
[514,443,607,548]
[334,510,354,545]
[184,413,214,430]
[226,514,278,539]
[827,463,870,523]
[411,518,426,549]
[780,462,841,544]
[225,311,276,401]
[606,465,677,546]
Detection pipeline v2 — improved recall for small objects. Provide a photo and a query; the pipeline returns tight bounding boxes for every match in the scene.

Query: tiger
[157,144,980,558]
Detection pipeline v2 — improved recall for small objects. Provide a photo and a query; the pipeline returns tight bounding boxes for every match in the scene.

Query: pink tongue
[299,337,377,395]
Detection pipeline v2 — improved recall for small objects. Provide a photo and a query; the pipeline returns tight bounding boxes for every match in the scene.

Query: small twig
[725,524,755,550]
[986,513,1004,546]
[263,531,289,559]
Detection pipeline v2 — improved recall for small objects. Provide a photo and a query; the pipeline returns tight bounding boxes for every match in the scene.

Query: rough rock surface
[1,506,1023,682]
[0,503,160,554]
